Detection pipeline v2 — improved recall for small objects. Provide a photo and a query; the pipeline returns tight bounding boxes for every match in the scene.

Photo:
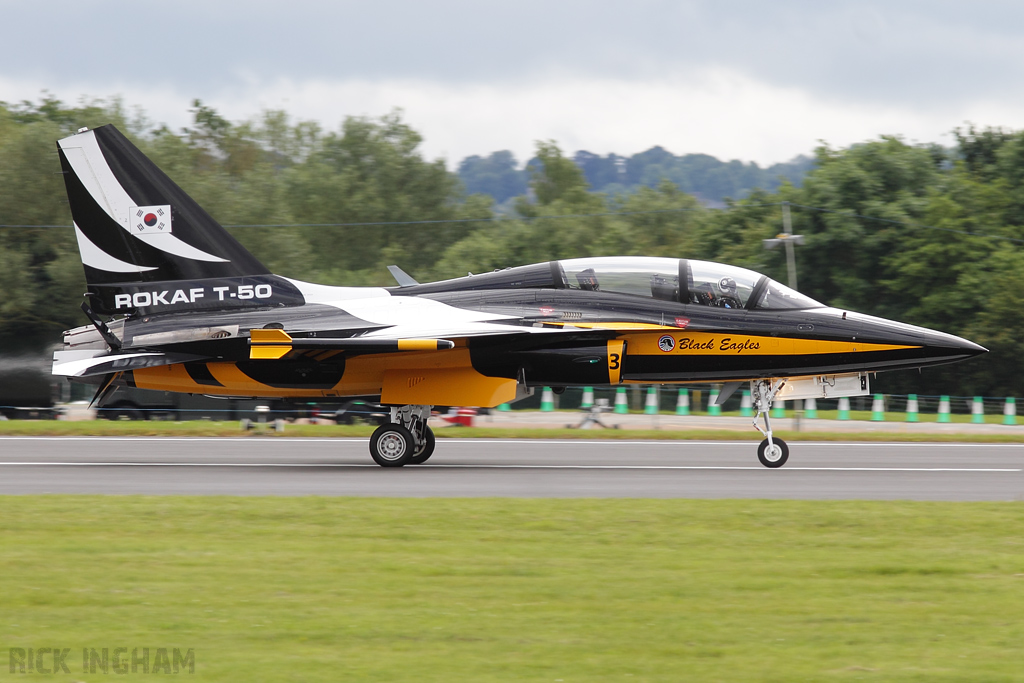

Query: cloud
[5,1,1024,102]
[3,67,1009,168]
[3,0,1024,164]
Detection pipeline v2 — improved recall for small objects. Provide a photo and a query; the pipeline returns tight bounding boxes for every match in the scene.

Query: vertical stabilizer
[58,125,303,315]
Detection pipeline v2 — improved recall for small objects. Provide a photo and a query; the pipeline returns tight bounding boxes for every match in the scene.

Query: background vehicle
[0,354,60,419]
[332,400,390,426]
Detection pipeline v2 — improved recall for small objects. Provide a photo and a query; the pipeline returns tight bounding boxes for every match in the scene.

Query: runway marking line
[0,462,1016,472]
[1,437,1024,448]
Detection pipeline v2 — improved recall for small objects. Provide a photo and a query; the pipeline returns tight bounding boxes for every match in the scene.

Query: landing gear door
[770,372,870,401]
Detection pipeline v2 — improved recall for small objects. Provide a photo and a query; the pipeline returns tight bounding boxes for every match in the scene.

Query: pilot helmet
[719,277,737,294]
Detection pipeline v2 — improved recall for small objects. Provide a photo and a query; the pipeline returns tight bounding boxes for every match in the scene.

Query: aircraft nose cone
[955,336,987,356]
[920,328,987,359]
[832,310,987,369]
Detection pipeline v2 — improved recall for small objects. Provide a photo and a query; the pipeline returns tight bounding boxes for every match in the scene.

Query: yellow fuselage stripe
[623,331,918,356]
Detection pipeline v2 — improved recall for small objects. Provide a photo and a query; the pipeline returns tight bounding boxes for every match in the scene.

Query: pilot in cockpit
[691,276,741,308]
[576,268,599,291]
[718,277,739,308]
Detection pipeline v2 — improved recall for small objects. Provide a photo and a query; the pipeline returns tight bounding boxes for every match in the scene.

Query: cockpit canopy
[558,257,822,310]
[401,255,822,310]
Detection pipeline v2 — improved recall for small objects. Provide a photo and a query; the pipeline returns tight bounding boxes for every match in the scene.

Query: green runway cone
[804,398,817,419]
[905,394,918,422]
[937,395,951,423]
[871,394,885,421]
[581,387,594,409]
[708,387,721,416]
[1004,397,1017,426]
[837,397,851,420]
[771,400,786,418]
[739,390,753,417]
[540,387,555,412]
[644,386,659,415]
[614,387,629,414]
[676,389,690,416]
[497,402,510,411]
[971,396,984,424]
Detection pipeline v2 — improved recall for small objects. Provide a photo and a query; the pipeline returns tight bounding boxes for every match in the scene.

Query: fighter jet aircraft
[52,125,986,468]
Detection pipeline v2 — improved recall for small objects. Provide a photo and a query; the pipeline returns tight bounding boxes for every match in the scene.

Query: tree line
[0,97,1020,396]
[458,147,814,207]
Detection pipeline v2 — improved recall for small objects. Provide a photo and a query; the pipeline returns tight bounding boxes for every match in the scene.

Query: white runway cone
[771,399,786,418]
[644,386,659,415]
[739,390,753,417]
[708,387,722,416]
[540,387,555,412]
[581,387,594,409]
[971,396,984,424]
[838,397,850,420]
[871,394,885,421]
[905,394,919,422]
[938,395,951,423]
[676,389,690,416]
[614,387,629,414]
[804,398,817,419]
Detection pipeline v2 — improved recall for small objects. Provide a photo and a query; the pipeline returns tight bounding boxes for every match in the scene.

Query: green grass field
[2,497,1024,681]
[530,407,1016,425]
[692,409,1015,425]
[2,419,1024,442]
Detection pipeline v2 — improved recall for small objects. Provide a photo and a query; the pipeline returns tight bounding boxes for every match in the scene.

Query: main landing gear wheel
[369,423,415,467]
[757,438,789,468]
[408,426,436,465]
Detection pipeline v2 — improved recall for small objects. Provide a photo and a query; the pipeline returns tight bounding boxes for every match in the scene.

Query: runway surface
[0,437,1021,500]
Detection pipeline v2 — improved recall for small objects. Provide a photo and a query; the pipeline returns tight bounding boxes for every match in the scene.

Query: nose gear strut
[751,379,790,468]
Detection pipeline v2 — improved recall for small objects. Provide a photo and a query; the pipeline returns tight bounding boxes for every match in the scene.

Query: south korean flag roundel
[130,205,172,234]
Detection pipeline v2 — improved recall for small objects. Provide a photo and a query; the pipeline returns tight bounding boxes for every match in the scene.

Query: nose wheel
[757,437,789,468]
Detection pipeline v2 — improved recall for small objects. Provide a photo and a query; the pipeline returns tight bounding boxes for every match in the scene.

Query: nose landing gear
[752,379,789,468]
[757,437,789,468]
[369,405,434,467]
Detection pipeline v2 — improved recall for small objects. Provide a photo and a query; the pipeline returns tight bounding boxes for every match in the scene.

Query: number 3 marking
[606,339,625,384]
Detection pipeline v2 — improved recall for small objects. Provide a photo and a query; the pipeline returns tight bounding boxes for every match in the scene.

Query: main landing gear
[369,405,435,467]
[751,379,789,468]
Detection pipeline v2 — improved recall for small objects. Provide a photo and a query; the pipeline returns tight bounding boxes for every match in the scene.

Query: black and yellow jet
[53,125,986,468]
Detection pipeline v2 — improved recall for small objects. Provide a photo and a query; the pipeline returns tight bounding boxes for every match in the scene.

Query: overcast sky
[2,0,1022,167]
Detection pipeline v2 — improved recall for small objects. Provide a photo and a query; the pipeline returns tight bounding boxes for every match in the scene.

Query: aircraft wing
[352,319,669,341]
[247,323,628,360]
[53,349,209,377]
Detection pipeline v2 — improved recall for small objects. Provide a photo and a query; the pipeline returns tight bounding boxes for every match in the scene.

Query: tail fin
[57,124,302,315]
